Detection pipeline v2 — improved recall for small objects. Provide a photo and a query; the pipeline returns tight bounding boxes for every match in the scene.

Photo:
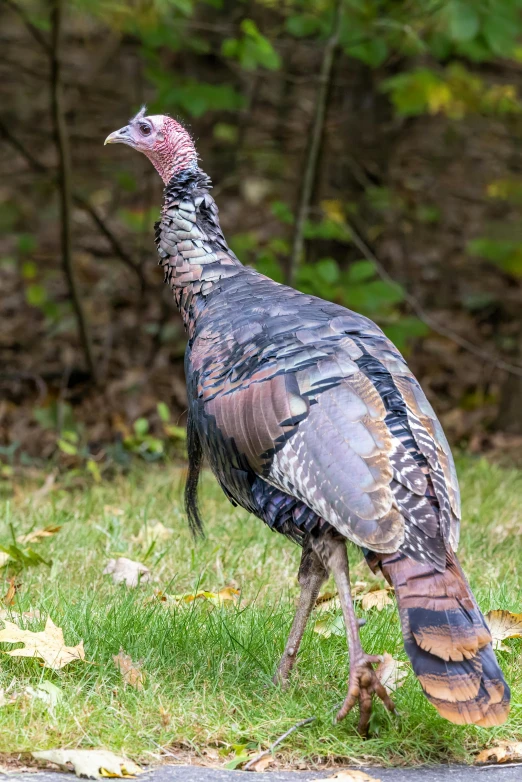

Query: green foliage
[25,284,47,308]
[487,179,522,205]
[145,54,245,117]
[468,237,522,277]
[222,19,281,71]
[382,64,521,119]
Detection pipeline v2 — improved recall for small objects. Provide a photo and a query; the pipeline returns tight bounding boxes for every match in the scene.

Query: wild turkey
[105,108,510,734]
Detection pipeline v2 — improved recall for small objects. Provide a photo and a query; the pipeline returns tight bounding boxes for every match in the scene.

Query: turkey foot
[311,532,395,736]
[336,652,396,736]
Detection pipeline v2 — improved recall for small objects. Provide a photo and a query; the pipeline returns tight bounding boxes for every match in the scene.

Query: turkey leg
[313,533,395,736]
[273,543,328,685]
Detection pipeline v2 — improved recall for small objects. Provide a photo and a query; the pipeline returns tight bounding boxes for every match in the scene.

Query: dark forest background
[2,0,522,478]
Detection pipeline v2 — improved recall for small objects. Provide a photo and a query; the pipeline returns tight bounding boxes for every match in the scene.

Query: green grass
[0,457,521,767]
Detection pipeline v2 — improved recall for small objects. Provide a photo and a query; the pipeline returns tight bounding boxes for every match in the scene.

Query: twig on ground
[287,0,343,285]
[243,716,316,771]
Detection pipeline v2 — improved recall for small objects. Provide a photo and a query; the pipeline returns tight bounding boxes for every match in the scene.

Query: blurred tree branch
[4,0,52,55]
[287,0,343,285]
[49,0,98,383]
[0,117,147,289]
[348,223,522,379]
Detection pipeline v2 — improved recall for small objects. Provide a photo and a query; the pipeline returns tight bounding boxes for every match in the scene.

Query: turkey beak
[104,126,131,146]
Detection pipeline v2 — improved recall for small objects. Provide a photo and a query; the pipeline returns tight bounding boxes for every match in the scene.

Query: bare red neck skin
[146,117,198,184]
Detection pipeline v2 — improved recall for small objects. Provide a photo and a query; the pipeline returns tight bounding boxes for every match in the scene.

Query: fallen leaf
[0,553,11,568]
[314,591,341,613]
[314,614,345,638]
[476,741,522,764]
[205,586,240,604]
[32,749,141,779]
[248,755,273,772]
[17,525,61,545]
[361,589,393,611]
[159,705,171,727]
[315,770,381,782]
[104,505,125,517]
[2,577,21,607]
[24,681,63,712]
[351,581,370,596]
[0,608,41,623]
[0,615,86,669]
[131,521,173,549]
[158,586,240,606]
[376,653,408,694]
[103,558,151,588]
[485,610,522,651]
[113,648,145,690]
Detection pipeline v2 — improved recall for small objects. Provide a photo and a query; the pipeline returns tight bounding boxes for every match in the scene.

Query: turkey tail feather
[379,550,510,726]
[185,410,205,538]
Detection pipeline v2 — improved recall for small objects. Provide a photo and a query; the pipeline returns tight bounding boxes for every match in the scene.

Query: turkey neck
[155,165,243,335]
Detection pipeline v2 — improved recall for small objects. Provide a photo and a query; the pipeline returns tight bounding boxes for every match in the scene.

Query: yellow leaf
[0,616,85,670]
[426,83,453,115]
[313,614,345,638]
[476,741,522,764]
[113,648,145,690]
[376,653,408,694]
[321,199,345,224]
[32,749,141,779]
[315,770,381,782]
[17,525,61,545]
[485,610,522,651]
[162,586,240,606]
[361,589,393,611]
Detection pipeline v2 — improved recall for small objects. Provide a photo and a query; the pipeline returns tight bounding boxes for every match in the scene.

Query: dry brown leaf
[351,580,370,596]
[314,591,341,613]
[159,705,171,727]
[104,505,125,517]
[485,610,522,651]
[32,749,141,779]
[0,615,86,669]
[376,653,408,694]
[17,525,61,545]
[361,589,393,611]
[113,648,145,690]
[103,558,151,588]
[131,521,173,549]
[2,577,20,607]
[249,755,273,772]
[476,741,522,764]
[315,770,381,782]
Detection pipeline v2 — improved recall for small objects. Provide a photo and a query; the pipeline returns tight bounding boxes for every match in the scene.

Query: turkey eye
[139,123,151,136]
